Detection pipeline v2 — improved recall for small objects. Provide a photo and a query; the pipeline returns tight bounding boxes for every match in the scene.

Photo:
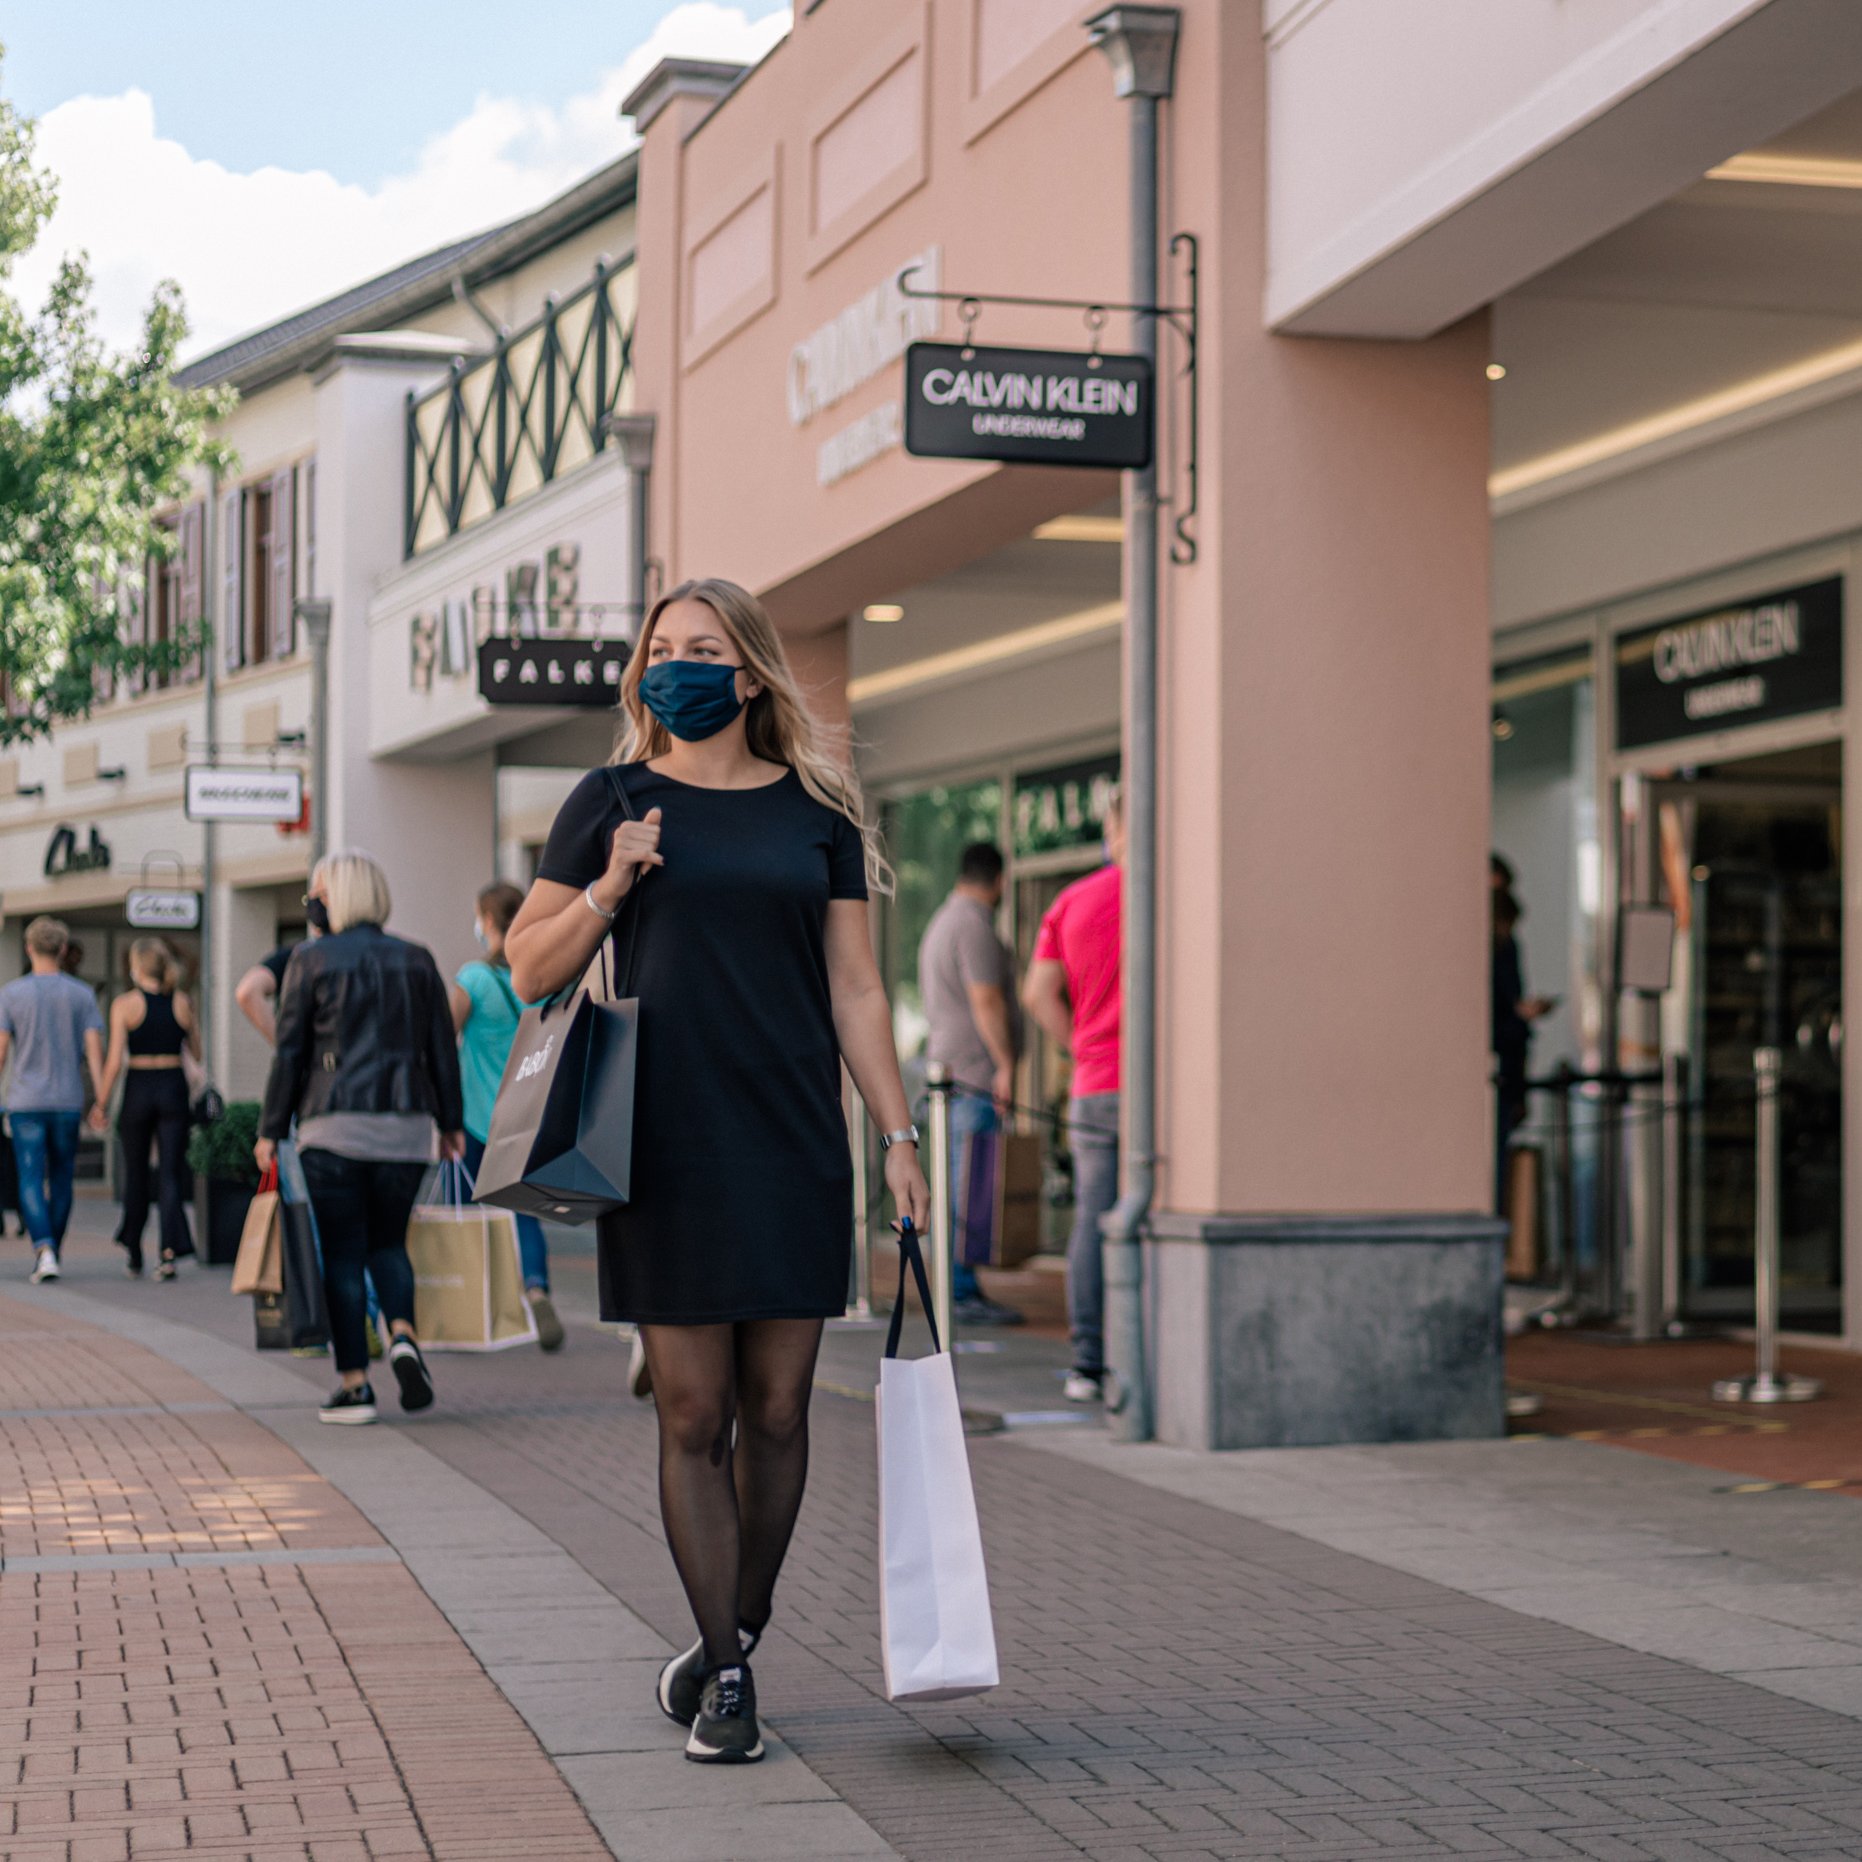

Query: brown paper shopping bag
[407,1164,539,1351]
[230,1169,284,1296]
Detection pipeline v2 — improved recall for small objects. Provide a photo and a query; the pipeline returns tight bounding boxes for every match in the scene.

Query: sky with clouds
[5,2,790,362]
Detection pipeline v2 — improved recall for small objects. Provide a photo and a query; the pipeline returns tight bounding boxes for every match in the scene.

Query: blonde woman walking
[508,578,929,1766]
[92,938,200,1278]
[257,852,465,1425]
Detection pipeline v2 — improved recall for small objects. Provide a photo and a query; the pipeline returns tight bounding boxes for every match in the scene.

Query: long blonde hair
[128,937,180,992]
[613,578,892,894]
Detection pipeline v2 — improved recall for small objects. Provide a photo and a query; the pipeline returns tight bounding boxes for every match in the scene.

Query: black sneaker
[388,1336,434,1412]
[685,1663,763,1764]
[319,1384,378,1425]
[657,1626,761,1726]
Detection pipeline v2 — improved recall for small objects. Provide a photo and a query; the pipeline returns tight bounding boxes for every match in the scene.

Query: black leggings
[298,1150,425,1374]
[118,1070,195,1271]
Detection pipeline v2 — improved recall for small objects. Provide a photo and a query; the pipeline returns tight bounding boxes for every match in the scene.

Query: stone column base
[1144,1211,1506,1450]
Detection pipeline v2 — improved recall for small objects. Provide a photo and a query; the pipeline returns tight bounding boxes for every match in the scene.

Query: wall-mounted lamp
[274,730,307,748]
[1491,709,1514,742]
[97,766,128,782]
[15,783,44,799]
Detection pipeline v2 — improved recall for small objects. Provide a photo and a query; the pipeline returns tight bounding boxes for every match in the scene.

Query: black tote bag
[279,1195,330,1349]
[474,768,641,1226]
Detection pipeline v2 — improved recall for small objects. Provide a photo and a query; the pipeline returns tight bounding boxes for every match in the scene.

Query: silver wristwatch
[878,1125,920,1151]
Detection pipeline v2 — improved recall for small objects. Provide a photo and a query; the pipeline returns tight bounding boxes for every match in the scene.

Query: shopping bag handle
[884,1220,942,1360]
[258,1161,278,1195]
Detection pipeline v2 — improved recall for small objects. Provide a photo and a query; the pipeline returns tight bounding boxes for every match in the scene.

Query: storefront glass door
[1647,752,1843,1330]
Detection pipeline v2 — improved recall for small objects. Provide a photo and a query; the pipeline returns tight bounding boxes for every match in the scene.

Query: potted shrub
[187,1100,261,1266]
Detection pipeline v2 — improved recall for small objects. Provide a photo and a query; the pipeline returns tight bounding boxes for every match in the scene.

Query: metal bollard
[1659,1050,1686,1337]
[847,1093,873,1320]
[924,1063,955,1353]
[1713,1048,1820,1404]
[1539,1064,1580,1328]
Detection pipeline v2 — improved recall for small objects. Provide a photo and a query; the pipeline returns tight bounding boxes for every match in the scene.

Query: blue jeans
[947,1091,999,1303]
[462,1134,549,1291]
[1066,1093,1120,1377]
[12,1111,81,1252]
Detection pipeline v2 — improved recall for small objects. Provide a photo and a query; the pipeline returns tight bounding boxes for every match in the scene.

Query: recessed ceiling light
[1033,515,1124,543]
[1486,363,1507,382]
[1707,153,1862,190]
[862,604,905,624]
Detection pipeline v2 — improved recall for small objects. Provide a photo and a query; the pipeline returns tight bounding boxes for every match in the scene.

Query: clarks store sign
[1615,578,1843,751]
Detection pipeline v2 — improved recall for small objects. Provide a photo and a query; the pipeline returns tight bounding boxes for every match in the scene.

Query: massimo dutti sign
[903,343,1152,471]
[1615,579,1843,752]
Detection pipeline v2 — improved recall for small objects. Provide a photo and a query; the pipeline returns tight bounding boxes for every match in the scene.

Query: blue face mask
[638,659,747,741]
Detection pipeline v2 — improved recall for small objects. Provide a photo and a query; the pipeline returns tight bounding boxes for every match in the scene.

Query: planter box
[204,1176,254,1267]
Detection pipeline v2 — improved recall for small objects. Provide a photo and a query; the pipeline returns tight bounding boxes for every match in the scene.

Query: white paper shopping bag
[876,1223,999,1702]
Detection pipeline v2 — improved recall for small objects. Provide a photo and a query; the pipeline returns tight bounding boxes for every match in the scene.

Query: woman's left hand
[884,1141,931,1235]
[254,1136,276,1174]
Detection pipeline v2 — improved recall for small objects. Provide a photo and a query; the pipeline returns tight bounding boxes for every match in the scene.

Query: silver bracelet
[582,884,618,923]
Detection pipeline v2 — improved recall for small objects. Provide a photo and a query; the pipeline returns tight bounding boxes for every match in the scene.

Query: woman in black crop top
[93,937,200,1278]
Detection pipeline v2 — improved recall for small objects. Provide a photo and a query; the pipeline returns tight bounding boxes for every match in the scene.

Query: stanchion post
[926,1062,955,1353]
[1660,1050,1685,1336]
[847,1091,873,1320]
[1713,1047,1820,1404]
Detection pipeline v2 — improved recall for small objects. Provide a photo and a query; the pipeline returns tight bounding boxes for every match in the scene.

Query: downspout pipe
[602,412,657,641]
[1087,5,1179,1445]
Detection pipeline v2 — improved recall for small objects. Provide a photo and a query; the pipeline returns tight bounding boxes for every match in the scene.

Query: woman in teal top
[450,881,563,1350]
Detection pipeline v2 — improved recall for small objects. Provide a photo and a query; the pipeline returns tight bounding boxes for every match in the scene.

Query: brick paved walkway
[0,1293,608,1862]
[412,1383,1862,1861]
[28,1212,1862,1860]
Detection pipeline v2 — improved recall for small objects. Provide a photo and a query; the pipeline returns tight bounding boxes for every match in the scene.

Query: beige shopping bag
[230,1176,284,1296]
[407,1168,538,1351]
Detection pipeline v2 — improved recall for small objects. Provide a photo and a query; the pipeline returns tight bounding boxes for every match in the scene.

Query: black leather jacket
[259,924,464,1141]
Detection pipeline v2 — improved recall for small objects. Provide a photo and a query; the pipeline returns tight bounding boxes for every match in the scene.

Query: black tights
[639,1318,824,1670]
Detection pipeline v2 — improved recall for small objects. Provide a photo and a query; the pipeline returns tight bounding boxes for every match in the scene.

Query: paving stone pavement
[28,1219,1862,1860]
[0,1292,611,1862]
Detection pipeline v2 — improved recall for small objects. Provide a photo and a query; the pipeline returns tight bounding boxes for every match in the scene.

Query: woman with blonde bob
[92,937,201,1278]
[257,850,465,1426]
[508,577,930,1766]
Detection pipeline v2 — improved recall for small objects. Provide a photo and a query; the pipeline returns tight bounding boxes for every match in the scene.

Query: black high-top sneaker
[657,1626,760,1727]
[684,1663,763,1764]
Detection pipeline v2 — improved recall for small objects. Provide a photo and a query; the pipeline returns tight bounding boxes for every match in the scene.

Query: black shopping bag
[279,1197,330,1349]
[476,766,642,1227]
[474,989,638,1224]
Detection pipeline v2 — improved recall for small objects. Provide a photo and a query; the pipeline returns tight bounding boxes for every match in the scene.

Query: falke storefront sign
[1615,578,1844,752]
[904,343,1152,471]
[477,638,629,708]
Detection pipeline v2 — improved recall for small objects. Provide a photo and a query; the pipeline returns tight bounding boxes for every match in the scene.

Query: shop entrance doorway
[1635,744,1842,1332]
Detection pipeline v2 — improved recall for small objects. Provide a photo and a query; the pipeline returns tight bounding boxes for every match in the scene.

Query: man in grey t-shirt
[918,843,1022,1324]
[0,917,106,1281]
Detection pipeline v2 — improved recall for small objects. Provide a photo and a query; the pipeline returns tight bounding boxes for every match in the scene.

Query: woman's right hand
[593,806,664,912]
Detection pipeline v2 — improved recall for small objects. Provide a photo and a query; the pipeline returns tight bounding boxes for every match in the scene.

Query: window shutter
[179,501,205,682]
[302,458,317,596]
[123,568,148,697]
[269,467,295,659]
[221,489,245,672]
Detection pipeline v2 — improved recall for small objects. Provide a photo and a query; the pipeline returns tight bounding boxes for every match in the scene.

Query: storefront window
[880,778,1004,1056]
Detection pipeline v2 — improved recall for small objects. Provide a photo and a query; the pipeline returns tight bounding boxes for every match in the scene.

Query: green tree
[0,52,232,746]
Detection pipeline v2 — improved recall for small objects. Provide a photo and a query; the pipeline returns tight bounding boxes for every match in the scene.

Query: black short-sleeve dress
[535,763,869,1325]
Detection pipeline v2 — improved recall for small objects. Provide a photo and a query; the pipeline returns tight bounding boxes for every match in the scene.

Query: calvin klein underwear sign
[1615,579,1842,751]
[477,638,630,707]
[904,343,1151,471]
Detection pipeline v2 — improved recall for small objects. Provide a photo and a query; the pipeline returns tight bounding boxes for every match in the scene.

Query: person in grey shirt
[0,917,106,1283]
[917,842,1022,1324]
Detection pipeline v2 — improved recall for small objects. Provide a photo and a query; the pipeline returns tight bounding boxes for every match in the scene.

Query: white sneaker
[29,1248,60,1284]
[1063,1370,1103,1404]
[625,1329,653,1400]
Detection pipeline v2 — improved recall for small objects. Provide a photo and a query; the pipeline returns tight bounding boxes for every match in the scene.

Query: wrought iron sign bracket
[898,234,1199,564]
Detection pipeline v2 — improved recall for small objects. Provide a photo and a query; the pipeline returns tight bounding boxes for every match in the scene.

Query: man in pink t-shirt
[1022,794,1123,1403]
